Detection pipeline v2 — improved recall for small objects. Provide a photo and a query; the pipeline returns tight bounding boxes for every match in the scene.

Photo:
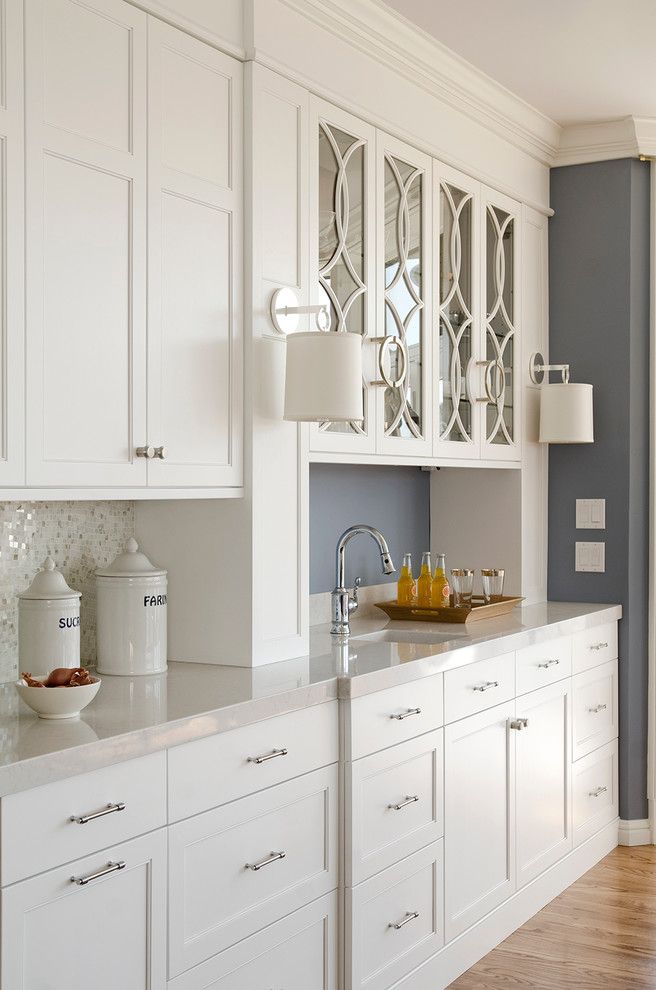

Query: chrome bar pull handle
[389,795,419,811]
[473,680,499,692]
[390,708,421,721]
[510,718,529,731]
[538,659,560,669]
[71,860,126,886]
[246,851,286,872]
[589,785,608,798]
[247,747,288,765]
[590,642,609,651]
[589,703,608,714]
[389,911,420,930]
[70,802,126,825]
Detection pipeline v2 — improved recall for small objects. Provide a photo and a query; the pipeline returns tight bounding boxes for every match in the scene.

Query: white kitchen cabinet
[21,0,242,494]
[375,132,433,458]
[434,162,481,460]
[147,18,242,488]
[515,679,572,888]
[0,0,24,486]
[168,764,338,976]
[25,0,148,487]
[168,891,338,990]
[1,829,166,990]
[309,98,377,455]
[480,185,521,462]
[444,700,515,941]
[347,840,444,990]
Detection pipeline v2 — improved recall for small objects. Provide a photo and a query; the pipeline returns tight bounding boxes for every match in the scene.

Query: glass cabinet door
[310,101,376,454]
[435,166,479,457]
[376,134,432,456]
[481,188,521,460]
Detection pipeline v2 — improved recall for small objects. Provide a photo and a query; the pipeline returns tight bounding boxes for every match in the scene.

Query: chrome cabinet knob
[510,718,529,731]
[136,445,166,459]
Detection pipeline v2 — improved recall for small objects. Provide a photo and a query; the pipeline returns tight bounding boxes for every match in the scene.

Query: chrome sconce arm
[528,351,570,385]
[270,287,330,334]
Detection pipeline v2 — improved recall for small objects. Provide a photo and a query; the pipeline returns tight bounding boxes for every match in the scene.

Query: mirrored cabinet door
[481,187,521,461]
[309,100,376,454]
[376,133,432,456]
[434,164,480,459]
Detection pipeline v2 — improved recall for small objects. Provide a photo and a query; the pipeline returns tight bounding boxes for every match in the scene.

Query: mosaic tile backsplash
[0,502,135,682]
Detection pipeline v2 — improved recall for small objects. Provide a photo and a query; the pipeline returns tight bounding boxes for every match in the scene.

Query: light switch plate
[576,498,605,529]
[575,542,605,573]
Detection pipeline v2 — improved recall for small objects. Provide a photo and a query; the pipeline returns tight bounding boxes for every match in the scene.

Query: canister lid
[96,538,166,578]
[18,557,82,601]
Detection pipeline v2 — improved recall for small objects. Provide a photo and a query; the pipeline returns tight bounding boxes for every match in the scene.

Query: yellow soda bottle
[397,553,416,604]
[417,551,432,607]
[431,552,450,608]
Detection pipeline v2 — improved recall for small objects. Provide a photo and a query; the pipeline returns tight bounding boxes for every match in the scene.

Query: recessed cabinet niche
[20,0,242,494]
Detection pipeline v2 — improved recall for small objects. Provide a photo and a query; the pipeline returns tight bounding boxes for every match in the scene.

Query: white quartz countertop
[0,601,621,796]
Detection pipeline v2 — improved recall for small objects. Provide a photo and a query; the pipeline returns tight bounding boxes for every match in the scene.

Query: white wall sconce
[272,288,364,423]
[529,352,594,444]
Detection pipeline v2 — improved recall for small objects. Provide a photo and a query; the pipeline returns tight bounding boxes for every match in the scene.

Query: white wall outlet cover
[576,499,605,529]
[575,542,605,573]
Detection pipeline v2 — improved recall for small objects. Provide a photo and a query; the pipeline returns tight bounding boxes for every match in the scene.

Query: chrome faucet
[331,525,395,637]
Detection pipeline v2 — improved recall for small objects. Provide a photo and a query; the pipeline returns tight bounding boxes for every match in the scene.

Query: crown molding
[554,116,656,167]
[269,0,561,166]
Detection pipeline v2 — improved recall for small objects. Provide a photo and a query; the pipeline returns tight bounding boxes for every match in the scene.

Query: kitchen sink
[351,628,468,645]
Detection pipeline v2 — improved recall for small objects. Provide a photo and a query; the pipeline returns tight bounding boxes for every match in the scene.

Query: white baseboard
[397,819,619,990]
[618,818,652,846]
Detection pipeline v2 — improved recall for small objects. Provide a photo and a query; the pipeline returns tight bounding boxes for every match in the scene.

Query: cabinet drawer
[168,764,338,976]
[516,636,572,695]
[572,622,618,674]
[168,892,337,989]
[347,840,444,990]
[168,701,338,821]
[572,659,618,760]
[347,730,443,885]
[348,674,443,760]
[444,652,515,724]
[573,740,618,847]
[0,752,166,886]
[1,829,167,990]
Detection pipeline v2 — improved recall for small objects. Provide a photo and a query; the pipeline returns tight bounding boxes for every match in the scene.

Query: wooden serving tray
[374,595,524,624]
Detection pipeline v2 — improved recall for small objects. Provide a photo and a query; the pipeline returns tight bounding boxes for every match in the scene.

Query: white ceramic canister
[18,558,81,672]
[96,538,167,676]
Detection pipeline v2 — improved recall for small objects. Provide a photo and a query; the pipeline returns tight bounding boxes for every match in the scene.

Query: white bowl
[15,675,101,719]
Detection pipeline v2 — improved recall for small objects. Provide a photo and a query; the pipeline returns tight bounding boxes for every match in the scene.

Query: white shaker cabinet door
[515,679,572,888]
[147,19,242,488]
[444,700,515,941]
[1,829,166,990]
[0,0,24,486]
[25,0,148,487]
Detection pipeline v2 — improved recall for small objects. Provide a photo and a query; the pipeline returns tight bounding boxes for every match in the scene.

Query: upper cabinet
[376,134,432,458]
[481,187,521,462]
[434,167,521,463]
[308,103,521,467]
[0,0,24,487]
[25,0,149,488]
[147,20,242,488]
[10,0,243,495]
[310,99,376,455]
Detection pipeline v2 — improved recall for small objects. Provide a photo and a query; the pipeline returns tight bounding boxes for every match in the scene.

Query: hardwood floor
[448,846,656,989]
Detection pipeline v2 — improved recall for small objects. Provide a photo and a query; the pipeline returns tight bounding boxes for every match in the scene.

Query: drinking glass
[481,568,505,604]
[451,568,474,608]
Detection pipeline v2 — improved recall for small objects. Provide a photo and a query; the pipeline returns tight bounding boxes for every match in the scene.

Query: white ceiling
[383,0,656,126]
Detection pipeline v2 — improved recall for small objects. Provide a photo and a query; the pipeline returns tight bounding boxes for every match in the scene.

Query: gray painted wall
[548,159,650,821]
[309,464,430,593]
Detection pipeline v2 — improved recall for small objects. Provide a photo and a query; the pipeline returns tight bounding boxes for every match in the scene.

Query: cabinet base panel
[395,818,619,990]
